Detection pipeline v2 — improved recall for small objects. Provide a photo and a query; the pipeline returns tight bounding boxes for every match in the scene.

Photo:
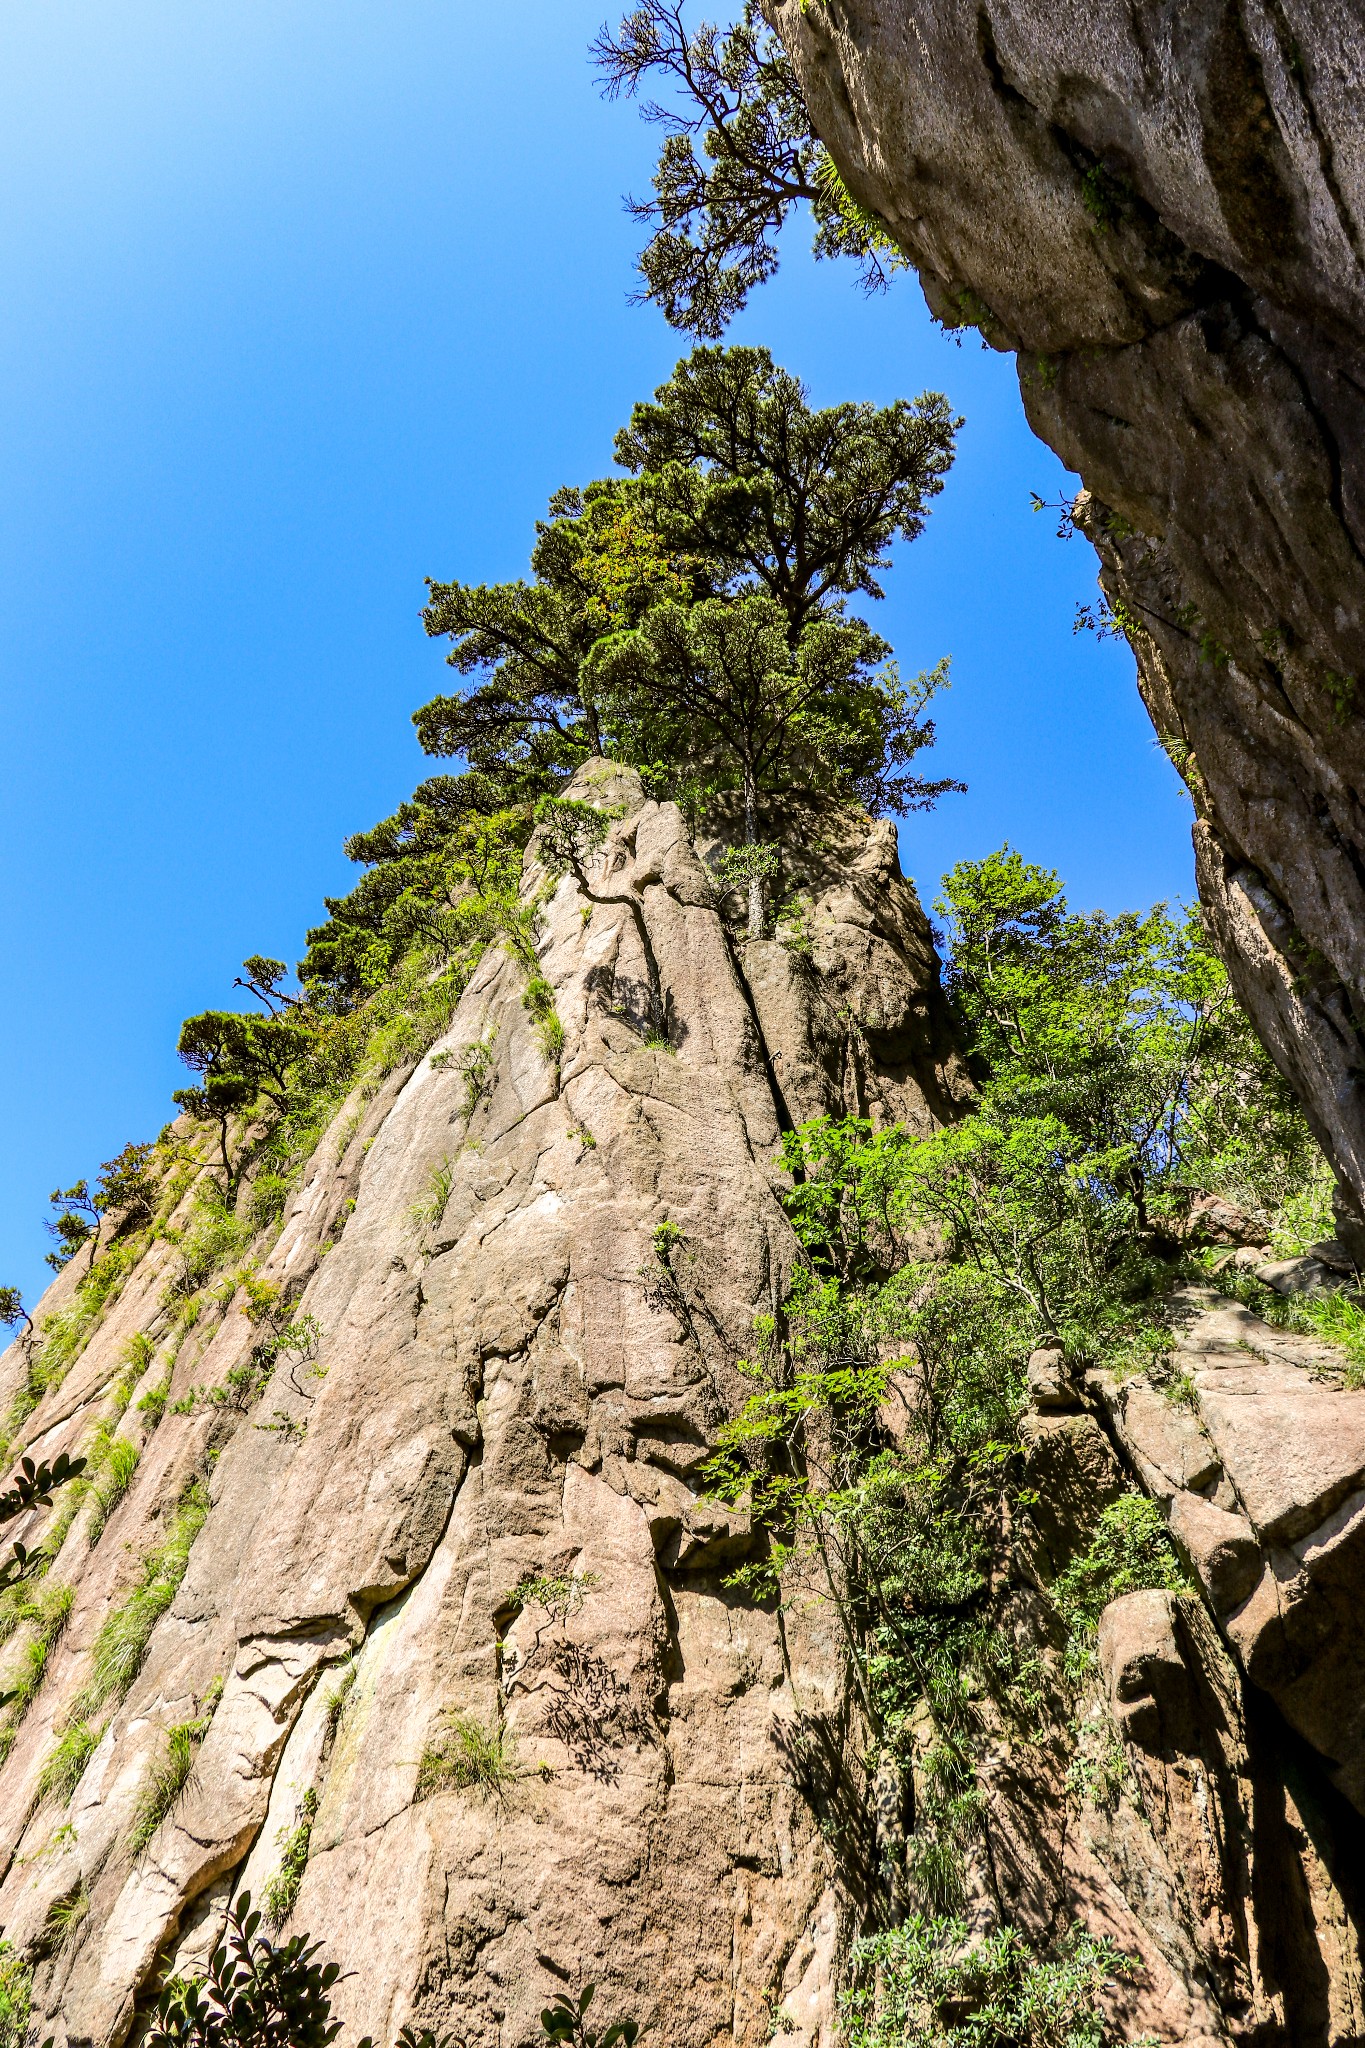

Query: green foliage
[455,1029,499,1120]
[506,1569,600,1622]
[935,848,1322,1277]
[0,1291,30,1339]
[45,1879,89,1953]
[416,1713,517,1801]
[72,1481,209,1721]
[145,1890,376,2048]
[1051,1498,1189,1677]
[541,1983,640,2048]
[842,1917,1137,2048]
[593,1,893,336]
[128,1679,223,1856]
[263,1787,320,1928]
[0,1941,32,2048]
[36,1716,100,1806]
[138,1369,175,1432]
[87,1433,140,1545]
[409,1157,455,1235]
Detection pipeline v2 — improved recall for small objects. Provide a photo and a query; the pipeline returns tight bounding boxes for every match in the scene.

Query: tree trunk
[743,766,763,941]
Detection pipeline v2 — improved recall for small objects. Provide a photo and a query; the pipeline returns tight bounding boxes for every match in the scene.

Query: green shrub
[71,1482,209,1720]
[263,1787,320,1927]
[416,1713,516,1801]
[842,1916,1136,2048]
[35,1717,100,1806]
[0,1942,30,2048]
[1052,1496,1188,1677]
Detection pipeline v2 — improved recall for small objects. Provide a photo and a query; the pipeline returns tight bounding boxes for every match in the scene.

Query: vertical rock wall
[0,768,965,2045]
[766,0,1365,1225]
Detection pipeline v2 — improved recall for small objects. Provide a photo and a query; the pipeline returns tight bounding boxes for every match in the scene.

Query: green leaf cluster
[842,1916,1137,2048]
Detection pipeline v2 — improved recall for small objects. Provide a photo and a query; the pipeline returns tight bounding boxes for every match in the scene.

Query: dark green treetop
[592,1,898,336]
[615,346,958,633]
[0,1289,31,1338]
[416,479,696,776]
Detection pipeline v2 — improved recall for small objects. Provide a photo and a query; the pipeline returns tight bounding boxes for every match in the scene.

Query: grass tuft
[416,1713,516,1802]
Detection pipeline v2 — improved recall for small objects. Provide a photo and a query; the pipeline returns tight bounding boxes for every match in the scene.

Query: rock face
[8,769,1365,2044]
[1095,1288,1365,1816]
[0,769,967,2046]
[766,0,1365,1225]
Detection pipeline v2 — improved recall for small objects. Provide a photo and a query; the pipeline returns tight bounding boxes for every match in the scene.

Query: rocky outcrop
[1095,1289,1365,1816]
[1018,1295,1365,2042]
[0,768,966,2046]
[766,0,1365,1225]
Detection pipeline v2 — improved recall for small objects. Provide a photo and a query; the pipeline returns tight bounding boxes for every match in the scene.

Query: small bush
[263,1787,319,1927]
[842,1915,1136,2048]
[416,1713,516,1801]
[35,1718,99,1806]
[1052,1495,1188,1677]
[71,1483,209,1720]
[0,1941,32,2048]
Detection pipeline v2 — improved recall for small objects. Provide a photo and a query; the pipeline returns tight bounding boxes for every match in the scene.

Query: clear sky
[0,1,1192,1306]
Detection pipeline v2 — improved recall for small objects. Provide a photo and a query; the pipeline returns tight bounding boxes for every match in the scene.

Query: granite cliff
[3,769,1365,2043]
[765,0,1365,1246]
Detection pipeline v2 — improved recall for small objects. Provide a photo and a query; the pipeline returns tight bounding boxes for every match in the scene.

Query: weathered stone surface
[0,774,967,2047]
[1167,1493,1263,1616]
[767,0,1365,1231]
[1104,1289,1365,1830]
[1025,1343,1079,1411]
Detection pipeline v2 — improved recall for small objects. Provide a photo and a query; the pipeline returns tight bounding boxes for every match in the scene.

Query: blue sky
[0,2,1191,1305]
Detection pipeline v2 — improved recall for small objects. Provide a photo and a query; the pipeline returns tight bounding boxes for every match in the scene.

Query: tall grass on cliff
[706,847,1326,1957]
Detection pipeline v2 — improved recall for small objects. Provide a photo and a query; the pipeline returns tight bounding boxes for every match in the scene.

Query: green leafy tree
[0,1292,31,1341]
[96,1142,158,1228]
[45,1181,101,1270]
[173,998,314,1191]
[937,848,1320,1238]
[592,2,900,336]
[614,345,957,636]
[587,596,953,934]
[299,798,530,1010]
[417,483,693,791]
[413,347,959,910]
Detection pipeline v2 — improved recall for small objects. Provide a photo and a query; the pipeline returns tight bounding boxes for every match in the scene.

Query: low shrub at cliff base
[842,1918,1141,2048]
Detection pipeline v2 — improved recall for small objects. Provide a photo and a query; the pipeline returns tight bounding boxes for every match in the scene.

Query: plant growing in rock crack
[69,1481,209,1722]
[43,1879,89,1955]
[263,1786,320,1927]
[127,1678,223,1856]
[35,1715,101,1807]
[416,1712,517,1802]
[523,973,567,1084]
[322,1659,357,1742]
[1051,1497,1189,1680]
[457,1029,498,1120]
[409,1155,455,1236]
